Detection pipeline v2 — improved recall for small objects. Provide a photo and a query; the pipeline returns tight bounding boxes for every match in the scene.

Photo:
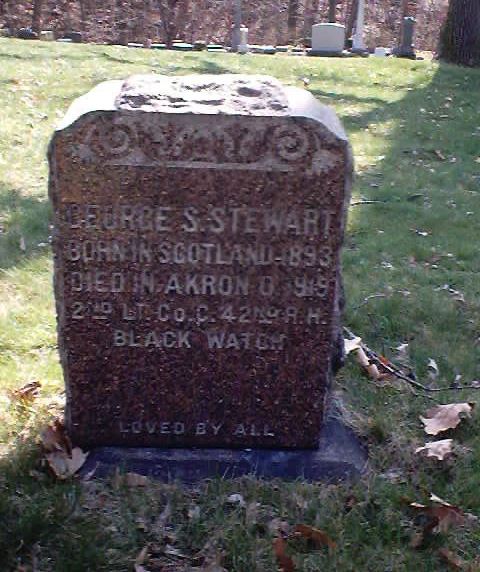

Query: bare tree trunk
[31,0,44,32]
[78,0,89,30]
[439,0,480,66]
[303,0,320,36]
[231,0,242,51]
[157,0,179,47]
[287,0,299,43]
[175,0,190,42]
[345,0,358,40]
[328,0,337,23]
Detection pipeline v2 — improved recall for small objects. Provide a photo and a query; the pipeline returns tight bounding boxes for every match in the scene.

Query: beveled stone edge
[52,75,348,146]
[80,413,368,484]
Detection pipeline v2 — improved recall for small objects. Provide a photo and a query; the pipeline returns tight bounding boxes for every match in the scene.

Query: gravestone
[310,23,345,56]
[394,17,416,59]
[49,75,352,453]
[351,0,367,54]
[238,25,249,54]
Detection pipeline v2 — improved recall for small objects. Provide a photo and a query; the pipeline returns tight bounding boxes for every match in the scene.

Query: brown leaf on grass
[410,493,466,547]
[344,494,358,512]
[125,472,148,487]
[344,336,362,355]
[293,524,336,551]
[415,439,454,460]
[226,493,246,507]
[46,446,88,479]
[438,548,468,570]
[40,418,71,453]
[273,537,295,572]
[420,403,474,435]
[9,381,41,403]
[355,347,381,380]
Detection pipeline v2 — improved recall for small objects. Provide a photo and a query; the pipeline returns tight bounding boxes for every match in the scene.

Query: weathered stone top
[56,74,348,144]
[116,75,289,115]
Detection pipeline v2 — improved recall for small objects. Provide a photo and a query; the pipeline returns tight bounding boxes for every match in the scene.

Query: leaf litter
[40,418,88,479]
[420,403,474,435]
[415,439,454,460]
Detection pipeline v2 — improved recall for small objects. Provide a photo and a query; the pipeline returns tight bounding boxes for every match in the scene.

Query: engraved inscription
[63,204,334,237]
[118,419,275,438]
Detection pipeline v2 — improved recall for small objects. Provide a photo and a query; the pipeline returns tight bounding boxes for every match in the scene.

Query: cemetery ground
[1,37,480,571]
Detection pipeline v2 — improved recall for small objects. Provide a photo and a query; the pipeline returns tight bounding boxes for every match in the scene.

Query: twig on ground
[343,327,480,395]
[354,293,387,309]
[350,200,385,206]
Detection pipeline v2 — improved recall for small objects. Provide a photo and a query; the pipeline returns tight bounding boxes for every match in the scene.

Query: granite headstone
[394,16,416,59]
[49,75,352,451]
[310,23,345,55]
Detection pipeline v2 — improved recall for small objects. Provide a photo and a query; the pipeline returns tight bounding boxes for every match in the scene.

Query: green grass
[1,38,480,571]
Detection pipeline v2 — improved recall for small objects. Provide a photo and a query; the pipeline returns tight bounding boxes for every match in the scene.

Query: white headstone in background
[238,25,249,54]
[311,23,345,54]
[40,30,55,41]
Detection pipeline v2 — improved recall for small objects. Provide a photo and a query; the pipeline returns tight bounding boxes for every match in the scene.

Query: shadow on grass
[0,184,51,271]
[186,55,234,75]
[335,62,480,346]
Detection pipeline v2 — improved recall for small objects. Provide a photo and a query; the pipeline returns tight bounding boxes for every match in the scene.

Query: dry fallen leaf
[395,343,409,362]
[125,472,148,487]
[273,537,295,572]
[46,447,88,479]
[420,403,474,435]
[344,336,362,355]
[410,493,466,545]
[427,358,439,382]
[40,418,72,453]
[415,439,454,460]
[438,547,468,570]
[227,493,246,507]
[355,347,381,380]
[293,523,336,551]
[9,381,41,403]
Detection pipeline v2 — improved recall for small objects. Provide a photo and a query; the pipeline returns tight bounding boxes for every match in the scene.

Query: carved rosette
[69,115,341,175]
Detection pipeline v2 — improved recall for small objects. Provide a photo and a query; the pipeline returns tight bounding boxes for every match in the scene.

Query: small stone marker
[238,25,249,54]
[49,75,352,451]
[40,30,55,41]
[310,23,345,55]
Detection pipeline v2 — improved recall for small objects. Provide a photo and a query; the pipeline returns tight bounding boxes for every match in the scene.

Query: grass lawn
[1,38,480,571]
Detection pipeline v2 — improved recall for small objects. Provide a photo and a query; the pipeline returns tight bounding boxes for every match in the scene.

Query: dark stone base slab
[308,49,352,57]
[81,416,367,484]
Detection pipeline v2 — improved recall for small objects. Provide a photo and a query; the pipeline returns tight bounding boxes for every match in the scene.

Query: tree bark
[439,0,480,66]
[328,0,337,23]
[31,0,44,32]
[303,0,320,36]
[345,0,358,40]
[157,0,180,47]
[287,0,299,43]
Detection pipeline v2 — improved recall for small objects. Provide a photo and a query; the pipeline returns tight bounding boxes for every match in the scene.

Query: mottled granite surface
[49,74,352,449]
